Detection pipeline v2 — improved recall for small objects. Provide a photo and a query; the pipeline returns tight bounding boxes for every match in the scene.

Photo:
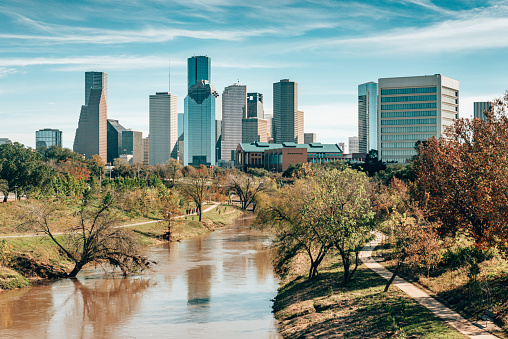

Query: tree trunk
[384,261,402,292]
[3,196,6,202]
[68,262,84,278]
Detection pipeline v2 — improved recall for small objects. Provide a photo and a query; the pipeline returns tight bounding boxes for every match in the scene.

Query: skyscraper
[242,118,268,143]
[184,80,218,166]
[187,56,211,89]
[122,129,143,164]
[348,136,359,153]
[221,84,247,162]
[36,128,62,150]
[107,119,126,164]
[273,79,304,144]
[149,92,178,166]
[247,93,263,118]
[474,101,492,120]
[304,133,316,144]
[378,74,459,163]
[358,82,378,153]
[74,72,107,162]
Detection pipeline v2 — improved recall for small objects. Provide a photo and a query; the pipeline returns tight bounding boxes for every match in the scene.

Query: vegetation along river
[0,213,281,338]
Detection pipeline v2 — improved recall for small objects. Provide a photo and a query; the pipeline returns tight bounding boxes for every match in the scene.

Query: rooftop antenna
[168,59,171,94]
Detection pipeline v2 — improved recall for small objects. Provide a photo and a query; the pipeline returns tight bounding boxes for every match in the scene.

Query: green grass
[0,266,31,290]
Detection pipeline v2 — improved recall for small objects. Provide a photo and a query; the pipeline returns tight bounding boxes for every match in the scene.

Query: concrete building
[242,118,268,143]
[122,129,143,164]
[221,84,247,162]
[358,82,378,153]
[0,138,12,145]
[264,113,273,140]
[216,120,221,161]
[338,142,346,154]
[273,79,304,144]
[143,137,149,166]
[348,136,359,154]
[184,80,218,166]
[85,71,107,106]
[304,133,316,144]
[378,74,459,163]
[188,56,211,89]
[36,128,62,150]
[106,119,126,164]
[247,92,263,118]
[474,101,492,120]
[149,92,178,166]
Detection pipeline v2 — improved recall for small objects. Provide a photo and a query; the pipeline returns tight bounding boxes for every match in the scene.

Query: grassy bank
[273,252,466,338]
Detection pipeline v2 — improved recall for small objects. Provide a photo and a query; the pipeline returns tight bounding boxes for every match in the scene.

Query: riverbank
[273,250,467,338]
[0,203,244,291]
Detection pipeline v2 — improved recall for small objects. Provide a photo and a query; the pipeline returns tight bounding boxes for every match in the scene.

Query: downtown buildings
[358,82,378,153]
[149,92,178,166]
[221,84,247,162]
[273,79,304,144]
[36,128,62,150]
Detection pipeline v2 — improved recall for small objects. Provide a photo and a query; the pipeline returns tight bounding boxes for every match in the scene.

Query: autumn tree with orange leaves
[413,92,508,254]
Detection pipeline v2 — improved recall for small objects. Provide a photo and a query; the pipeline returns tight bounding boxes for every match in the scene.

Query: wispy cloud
[0,67,17,78]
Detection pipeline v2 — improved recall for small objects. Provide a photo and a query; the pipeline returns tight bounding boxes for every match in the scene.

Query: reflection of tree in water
[63,276,154,338]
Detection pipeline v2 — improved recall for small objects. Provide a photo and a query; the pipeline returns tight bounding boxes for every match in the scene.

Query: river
[0,214,281,338]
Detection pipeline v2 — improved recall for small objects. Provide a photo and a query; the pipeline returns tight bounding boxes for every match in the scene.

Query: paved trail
[360,232,499,339]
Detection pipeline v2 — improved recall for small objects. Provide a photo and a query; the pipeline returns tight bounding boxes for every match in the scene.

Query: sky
[1,0,508,149]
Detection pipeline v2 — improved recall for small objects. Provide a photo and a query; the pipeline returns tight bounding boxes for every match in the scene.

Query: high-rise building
[221,84,247,162]
[273,79,304,144]
[348,136,359,153]
[378,74,459,163]
[184,80,218,166]
[85,71,107,106]
[264,112,273,140]
[178,113,184,138]
[338,142,346,154]
[74,73,107,162]
[106,119,126,164]
[36,128,62,150]
[242,118,268,143]
[149,92,178,166]
[216,120,222,161]
[122,129,143,164]
[143,137,149,166]
[474,101,492,120]
[358,82,378,153]
[304,133,316,144]
[187,56,211,89]
[247,93,263,118]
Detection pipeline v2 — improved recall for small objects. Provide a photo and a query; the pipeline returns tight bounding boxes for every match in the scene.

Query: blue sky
[1,0,507,149]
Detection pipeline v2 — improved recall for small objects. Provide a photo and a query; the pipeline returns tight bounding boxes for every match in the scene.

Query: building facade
[0,138,11,145]
[247,92,263,118]
[348,136,359,153]
[149,92,178,166]
[273,79,304,144]
[242,118,268,143]
[474,101,492,120]
[106,119,126,164]
[304,133,316,144]
[36,128,62,150]
[187,56,211,89]
[221,84,247,162]
[122,129,143,164]
[85,71,107,106]
[143,137,149,166]
[184,80,218,166]
[378,74,459,163]
[358,82,378,153]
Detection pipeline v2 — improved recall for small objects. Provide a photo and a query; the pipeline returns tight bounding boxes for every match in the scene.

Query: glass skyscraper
[273,79,303,144]
[187,56,211,89]
[184,80,218,166]
[474,101,491,120]
[358,82,378,153]
[36,128,62,150]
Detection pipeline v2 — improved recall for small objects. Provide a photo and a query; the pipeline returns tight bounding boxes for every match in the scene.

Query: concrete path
[360,232,499,339]
[0,202,221,239]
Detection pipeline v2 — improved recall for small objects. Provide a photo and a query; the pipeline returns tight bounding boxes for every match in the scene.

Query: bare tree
[180,168,213,221]
[19,190,152,277]
[224,171,272,210]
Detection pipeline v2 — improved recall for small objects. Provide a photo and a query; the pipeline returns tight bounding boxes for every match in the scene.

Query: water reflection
[0,213,280,339]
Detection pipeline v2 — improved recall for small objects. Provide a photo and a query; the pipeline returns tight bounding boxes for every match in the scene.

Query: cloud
[0,67,17,78]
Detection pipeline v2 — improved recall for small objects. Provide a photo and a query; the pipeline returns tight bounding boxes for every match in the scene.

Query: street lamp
[14,185,18,201]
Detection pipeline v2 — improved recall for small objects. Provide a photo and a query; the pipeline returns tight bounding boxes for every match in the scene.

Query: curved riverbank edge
[0,203,245,291]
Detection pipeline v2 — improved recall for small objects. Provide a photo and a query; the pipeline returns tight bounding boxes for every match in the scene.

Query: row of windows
[381,118,436,126]
[381,142,419,148]
[442,96,458,105]
[381,87,437,95]
[443,102,459,112]
[381,133,435,141]
[381,110,437,118]
[381,103,437,110]
[382,150,417,156]
[381,95,436,103]
[382,126,437,133]
[442,87,458,97]
[308,153,342,157]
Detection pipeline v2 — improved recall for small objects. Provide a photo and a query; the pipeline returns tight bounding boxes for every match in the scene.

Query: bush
[442,245,495,268]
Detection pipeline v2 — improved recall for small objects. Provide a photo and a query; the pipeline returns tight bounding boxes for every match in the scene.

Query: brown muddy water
[0,214,281,338]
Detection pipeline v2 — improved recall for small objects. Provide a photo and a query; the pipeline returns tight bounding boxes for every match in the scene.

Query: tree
[224,171,272,210]
[180,168,213,221]
[413,92,508,254]
[19,190,152,277]
[88,154,105,179]
[361,149,386,177]
[165,158,183,187]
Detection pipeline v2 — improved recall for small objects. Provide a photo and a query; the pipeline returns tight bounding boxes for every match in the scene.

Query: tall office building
[304,133,316,144]
[85,71,107,106]
[338,142,346,154]
[378,74,459,163]
[149,92,178,166]
[187,56,211,89]
[221,84,247,162]
[358,82,378,153]
[184,80,218,166]
[178,113,184,138]
[348,136,359,153]
[122,129,143,164]
[273,79,304,144]
[36,128,62,150]
[106,119,126,164]
[242,118,268,143]
[264,112,273,140]
[247,93,263,118]
[74,72,107,162]
[474,101,492,120]
[143,137,149,166]
[216,120,222,161]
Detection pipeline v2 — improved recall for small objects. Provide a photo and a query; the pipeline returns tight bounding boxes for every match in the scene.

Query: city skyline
[1,1,507,148]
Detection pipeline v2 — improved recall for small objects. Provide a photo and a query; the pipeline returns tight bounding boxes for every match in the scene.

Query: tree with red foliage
[413,92,508,254]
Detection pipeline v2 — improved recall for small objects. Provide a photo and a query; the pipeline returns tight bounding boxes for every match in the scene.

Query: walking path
[360,232,499,339]
[0,202,221,239]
